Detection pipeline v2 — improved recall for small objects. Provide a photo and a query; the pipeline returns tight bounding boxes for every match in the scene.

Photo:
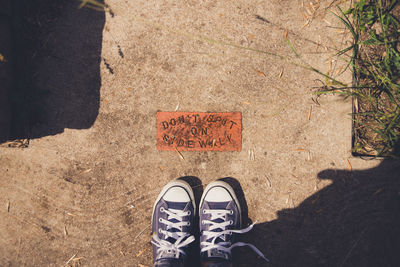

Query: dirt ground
[1,0,399,266]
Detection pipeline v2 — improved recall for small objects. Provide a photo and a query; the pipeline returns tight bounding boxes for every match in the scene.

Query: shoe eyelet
[158,228,162,233]
[187,222,191,226]
[159,218,163,222]
[160,207,165,212]
[202,209,206,214]
[229,210,233,215]
[229,220,233,225]
[201,220,205,225]
[187,210,191,216]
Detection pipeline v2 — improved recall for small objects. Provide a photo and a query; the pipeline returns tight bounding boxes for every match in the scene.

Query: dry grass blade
[134,224,151,240]
[65,253,77,266]
[373,188,383,196]
[175,148,185,160]
[346,159,352,171]
[78,0,105,9]
[265,175,272,188]
[64,226,68,236]
[136,247,149,257]
[278,68,284,78]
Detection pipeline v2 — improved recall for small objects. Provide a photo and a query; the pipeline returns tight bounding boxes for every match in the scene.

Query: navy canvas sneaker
[199,181,268,266]
[152,180,196,267]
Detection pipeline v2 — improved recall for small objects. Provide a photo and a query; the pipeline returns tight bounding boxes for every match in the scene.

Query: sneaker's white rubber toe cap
[204,186,232,202]
[163,187,190,202]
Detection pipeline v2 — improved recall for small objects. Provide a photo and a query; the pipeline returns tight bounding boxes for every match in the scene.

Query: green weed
[317,0,400,158]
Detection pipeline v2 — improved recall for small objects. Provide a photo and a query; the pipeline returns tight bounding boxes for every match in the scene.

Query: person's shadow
[0,0,105,143]
[236,146,400,266]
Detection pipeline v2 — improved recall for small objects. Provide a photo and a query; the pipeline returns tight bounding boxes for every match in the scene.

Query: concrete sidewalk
[1,1,397,266]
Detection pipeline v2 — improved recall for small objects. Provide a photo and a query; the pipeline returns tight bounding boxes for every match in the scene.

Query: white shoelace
[201,209,269,262]
[152,207,195,259]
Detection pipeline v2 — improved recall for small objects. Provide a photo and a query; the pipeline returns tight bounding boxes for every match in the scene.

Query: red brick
[157,112,242,151]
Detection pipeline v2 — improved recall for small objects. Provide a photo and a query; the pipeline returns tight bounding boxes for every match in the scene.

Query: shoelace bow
[152,207,195,259]
[201,209,269,262]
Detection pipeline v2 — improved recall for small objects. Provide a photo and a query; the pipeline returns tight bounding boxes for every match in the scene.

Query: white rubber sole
[199,180,242,227]
[151,179,196,226]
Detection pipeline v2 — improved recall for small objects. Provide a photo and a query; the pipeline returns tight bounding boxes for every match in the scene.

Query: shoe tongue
[164,201,188,244]
[207,201,230,209]
[165,201,187,210]
[203,201,233,260]
[207,201,231,230]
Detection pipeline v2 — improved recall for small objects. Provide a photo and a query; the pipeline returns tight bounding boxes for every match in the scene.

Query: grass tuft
[317,0,400,158]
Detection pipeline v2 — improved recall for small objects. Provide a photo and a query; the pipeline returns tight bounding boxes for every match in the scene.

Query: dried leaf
[0,139,29,148]
[254,69,266,77]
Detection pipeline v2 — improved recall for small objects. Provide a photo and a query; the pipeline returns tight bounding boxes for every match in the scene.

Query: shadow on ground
[236,148,400,266]
[1,0,104,142]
